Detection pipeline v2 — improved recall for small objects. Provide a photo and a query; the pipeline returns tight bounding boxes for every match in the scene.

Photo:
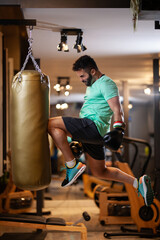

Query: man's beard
[85,74,93,86]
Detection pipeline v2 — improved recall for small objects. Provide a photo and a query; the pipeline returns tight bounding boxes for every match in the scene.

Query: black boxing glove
[103,121,125,151]
[69,141,84,159]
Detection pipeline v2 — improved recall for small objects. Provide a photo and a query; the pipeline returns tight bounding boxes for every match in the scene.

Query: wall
[50,102,82,118]
[0,0,130,8]
[3,26,20,71]
[0,5,28,175]
[128,100,154,178]
[129,102,149,140]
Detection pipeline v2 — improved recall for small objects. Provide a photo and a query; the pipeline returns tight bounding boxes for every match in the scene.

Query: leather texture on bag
[11,70,51,190]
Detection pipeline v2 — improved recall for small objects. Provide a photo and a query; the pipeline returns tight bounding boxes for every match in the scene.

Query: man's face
[75,69,94,86]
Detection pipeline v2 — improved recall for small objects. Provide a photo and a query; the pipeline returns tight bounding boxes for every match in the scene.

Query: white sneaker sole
[62,165,86,188]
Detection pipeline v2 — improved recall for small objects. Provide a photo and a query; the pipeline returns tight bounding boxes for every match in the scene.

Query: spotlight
[61,103,68,109]
[54,83,60,91]
[66,84,71,90]
[73,33,87,53]
[57,29,87,53]
[57,34,69,52]
[56,103,61,109]
[144,87,151,95]
[65,90,70,96]
[128,103,133,109]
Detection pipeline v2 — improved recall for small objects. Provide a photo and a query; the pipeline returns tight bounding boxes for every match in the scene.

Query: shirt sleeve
[100,78,119,101]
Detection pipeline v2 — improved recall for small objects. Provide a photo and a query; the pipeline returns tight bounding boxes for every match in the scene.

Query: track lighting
[57,29,87,53]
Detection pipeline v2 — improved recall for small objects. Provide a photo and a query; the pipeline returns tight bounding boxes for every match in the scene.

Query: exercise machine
[0,151,33,214]
[83,173,123,199]
[0,154,90,239]
[0,211,90,240]
[100,137,160,238]
[94,136,152,225]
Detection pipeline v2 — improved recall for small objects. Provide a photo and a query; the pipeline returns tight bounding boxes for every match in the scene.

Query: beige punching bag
[10,70,51,190]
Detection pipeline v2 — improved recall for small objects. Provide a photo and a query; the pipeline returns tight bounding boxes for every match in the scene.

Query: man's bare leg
[86,153,154,206]
[48,117,75,161]
[48,117,86,187]
[85,153,135,185]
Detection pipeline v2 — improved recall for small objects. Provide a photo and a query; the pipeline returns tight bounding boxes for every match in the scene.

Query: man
[48,55,154,206]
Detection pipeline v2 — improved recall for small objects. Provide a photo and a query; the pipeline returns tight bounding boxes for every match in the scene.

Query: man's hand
[103,121,125,151]
[70,141,83,158]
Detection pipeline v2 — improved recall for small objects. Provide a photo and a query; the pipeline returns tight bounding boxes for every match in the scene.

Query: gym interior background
[0,1,160,240]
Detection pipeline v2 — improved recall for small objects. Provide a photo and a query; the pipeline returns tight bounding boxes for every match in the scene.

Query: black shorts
[62,117,105,160]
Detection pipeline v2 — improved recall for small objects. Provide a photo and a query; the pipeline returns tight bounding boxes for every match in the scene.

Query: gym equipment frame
[0,213,88,240]
[102,137,160,238]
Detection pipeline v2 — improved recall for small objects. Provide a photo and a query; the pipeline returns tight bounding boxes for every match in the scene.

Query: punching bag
[10,70,51,190]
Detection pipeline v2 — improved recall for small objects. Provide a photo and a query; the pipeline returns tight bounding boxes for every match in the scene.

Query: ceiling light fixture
[57,29,87,53]
[56,102,68,110]
[53,77,72,96]
[73,33,87,53]
[57,33,69,52]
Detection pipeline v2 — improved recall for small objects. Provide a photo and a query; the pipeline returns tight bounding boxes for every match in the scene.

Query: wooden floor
[0,178,158,240]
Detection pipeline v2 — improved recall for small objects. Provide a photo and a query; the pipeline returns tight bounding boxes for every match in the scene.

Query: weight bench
[0,213,87,240]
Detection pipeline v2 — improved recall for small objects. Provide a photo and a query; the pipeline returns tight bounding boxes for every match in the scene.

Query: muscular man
[48,55,154,206]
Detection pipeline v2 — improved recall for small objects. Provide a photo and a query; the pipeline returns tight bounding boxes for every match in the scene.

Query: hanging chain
[130,0,140,31]
[18,26,44,82]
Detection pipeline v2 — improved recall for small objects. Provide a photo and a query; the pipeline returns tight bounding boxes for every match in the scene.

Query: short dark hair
[72,55,98,72]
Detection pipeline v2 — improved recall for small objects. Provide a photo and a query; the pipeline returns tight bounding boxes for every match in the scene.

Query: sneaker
[138,175,154,206]
[61,161,86,187]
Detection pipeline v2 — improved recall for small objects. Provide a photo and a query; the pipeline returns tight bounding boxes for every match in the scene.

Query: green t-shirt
[79,75,119,137]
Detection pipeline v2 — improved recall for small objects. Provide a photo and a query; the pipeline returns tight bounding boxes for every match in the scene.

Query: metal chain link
[18,27,44,82]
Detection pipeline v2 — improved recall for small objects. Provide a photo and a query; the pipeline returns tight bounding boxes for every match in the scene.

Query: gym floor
[0,178,157,240]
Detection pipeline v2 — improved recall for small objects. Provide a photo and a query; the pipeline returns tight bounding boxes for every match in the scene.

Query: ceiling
[22,8,160,103]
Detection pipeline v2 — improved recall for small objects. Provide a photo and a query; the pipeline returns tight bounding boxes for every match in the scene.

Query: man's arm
[103,95,125,151]
[107,96,124,122]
